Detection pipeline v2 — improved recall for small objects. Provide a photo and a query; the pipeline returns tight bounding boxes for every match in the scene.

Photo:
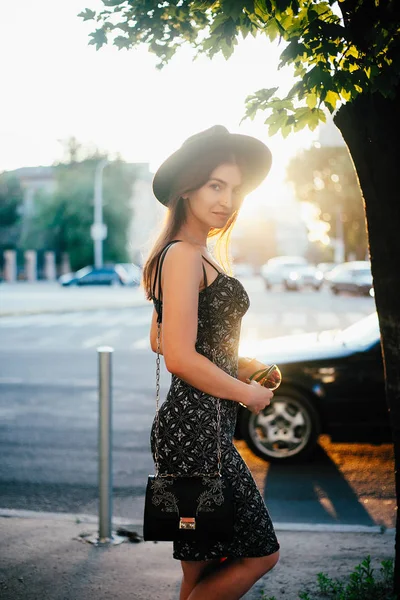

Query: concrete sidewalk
[0,512,395,600]
[0,282,149,316]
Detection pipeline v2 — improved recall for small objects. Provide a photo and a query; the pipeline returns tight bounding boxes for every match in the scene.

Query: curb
[0,508,395,535]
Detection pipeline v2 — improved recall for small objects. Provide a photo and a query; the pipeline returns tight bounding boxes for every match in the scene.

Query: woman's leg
[179,558,221,600]
[187,550,280,600]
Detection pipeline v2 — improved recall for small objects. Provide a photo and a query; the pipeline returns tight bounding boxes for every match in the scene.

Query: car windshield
[75,266,92,277]
[353,269,371,277]
[338,312,380,348]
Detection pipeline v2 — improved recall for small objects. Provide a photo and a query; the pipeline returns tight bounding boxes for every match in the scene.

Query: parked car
[233,263,254,278]
[117,262,142,285]
[59,264,138,287]
[234,312,389,463]
[260,256,308,290]
[317,262,339,282]
[285,265,324,291]
[328,261,373,296]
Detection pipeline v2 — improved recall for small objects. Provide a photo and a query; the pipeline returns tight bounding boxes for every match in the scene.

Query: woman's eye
[210,183,220,191]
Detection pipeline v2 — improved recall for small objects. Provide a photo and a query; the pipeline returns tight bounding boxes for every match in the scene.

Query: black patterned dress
[150,240,280,561]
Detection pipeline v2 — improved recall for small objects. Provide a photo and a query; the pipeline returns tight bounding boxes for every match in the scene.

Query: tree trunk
[335,87,400,597]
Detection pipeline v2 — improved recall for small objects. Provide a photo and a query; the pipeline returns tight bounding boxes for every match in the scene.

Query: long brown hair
[141,146,246,301]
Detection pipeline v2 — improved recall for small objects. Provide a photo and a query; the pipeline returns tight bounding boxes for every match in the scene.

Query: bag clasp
[179,517,196,530]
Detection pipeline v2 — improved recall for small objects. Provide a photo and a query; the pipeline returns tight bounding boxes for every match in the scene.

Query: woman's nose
[221,190,233,208]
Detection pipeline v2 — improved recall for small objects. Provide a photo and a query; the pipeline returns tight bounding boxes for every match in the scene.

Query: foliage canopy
[80,0,400,137]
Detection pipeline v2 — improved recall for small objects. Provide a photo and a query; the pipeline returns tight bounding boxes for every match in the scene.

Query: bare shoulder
[162,240,201,261]
[160,241,203,284]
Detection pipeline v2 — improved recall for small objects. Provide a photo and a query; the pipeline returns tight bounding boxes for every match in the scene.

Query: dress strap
[152,240,182,323]
[201,255,223,275]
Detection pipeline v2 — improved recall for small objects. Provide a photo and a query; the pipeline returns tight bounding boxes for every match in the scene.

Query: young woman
[142,125,280,600]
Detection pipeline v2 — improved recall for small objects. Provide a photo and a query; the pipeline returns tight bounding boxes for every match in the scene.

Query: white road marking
[130,336,151,350]
[0,311,152,329]
[82,329,122,348]
[316,312,341,328]
[281,312,307,327]
[345,311,367,323]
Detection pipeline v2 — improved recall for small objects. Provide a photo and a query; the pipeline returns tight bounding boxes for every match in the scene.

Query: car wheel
[265,281,272,291]
[239,387,321,463]
[331,286,339,295]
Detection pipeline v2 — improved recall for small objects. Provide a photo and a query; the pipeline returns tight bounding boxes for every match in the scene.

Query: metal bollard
[78,346,126,546]
[98,346,113,541]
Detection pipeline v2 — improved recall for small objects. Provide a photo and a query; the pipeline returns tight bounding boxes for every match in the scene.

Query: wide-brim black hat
[152,125,272,206]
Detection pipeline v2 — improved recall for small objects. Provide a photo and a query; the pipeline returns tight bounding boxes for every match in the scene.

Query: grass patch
[259,555,395,600]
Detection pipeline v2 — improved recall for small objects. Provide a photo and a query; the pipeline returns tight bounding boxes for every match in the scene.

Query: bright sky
[1,0,317,216]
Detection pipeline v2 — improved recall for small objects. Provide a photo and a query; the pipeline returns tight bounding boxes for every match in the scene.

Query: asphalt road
[0,281,395,529]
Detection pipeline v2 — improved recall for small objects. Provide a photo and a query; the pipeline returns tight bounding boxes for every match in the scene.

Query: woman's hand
[238,357,270,384]
[242,380,274,415]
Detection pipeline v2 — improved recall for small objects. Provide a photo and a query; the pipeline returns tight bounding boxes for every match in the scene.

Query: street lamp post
[92,158,109,269]
[335,204,345,263]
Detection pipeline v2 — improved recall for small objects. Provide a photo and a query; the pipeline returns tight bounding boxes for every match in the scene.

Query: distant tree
[32,157,137,270]
[287,145,368,260]
[80,2,400,593]
[0,174,24,251]
[0,174,23,228]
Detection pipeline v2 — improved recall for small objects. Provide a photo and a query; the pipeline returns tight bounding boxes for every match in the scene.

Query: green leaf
[265,110,287,135]
[268,98,294,110]
[340,88,351,101]
[223,0,244,21]
[78,8,96,21]
[306,92,317,109]
[88,28,108,50]
[268,119,284,136]
[114,35,132,50]
[265,17,281,42]
[254,87,280,102]
[281,122,293,137]
[324,90,340,110]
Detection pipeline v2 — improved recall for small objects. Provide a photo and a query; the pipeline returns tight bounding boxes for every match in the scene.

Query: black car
[234,312,390,463]
[59,264,139,287]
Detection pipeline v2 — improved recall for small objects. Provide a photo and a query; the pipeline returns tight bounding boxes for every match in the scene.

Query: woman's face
[184,162,243,228]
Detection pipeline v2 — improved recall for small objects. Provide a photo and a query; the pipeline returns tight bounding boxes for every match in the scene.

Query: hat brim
[153,132,272,206]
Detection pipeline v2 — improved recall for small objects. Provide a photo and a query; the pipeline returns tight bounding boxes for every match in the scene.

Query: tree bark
[335,87,400,597]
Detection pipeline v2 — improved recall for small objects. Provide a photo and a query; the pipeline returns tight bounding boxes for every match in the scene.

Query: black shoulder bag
[143,240,235,542]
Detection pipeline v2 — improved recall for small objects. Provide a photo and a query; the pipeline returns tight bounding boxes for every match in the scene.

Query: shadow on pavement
[264,444,376,526]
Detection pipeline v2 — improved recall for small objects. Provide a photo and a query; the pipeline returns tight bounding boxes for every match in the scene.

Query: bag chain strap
[154,247,222,479]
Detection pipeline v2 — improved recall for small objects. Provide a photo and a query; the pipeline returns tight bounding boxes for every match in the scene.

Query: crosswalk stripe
[345,311,366,323]
[131,336,150,350]
[82,329,122,348]
[281,312,307,327]
[0,309,374,353]
[0,311,152,329]
[316,312,341,328]
[67,312,110,327]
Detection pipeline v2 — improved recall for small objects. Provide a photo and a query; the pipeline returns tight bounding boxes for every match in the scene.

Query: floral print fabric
[150,247,280,561]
